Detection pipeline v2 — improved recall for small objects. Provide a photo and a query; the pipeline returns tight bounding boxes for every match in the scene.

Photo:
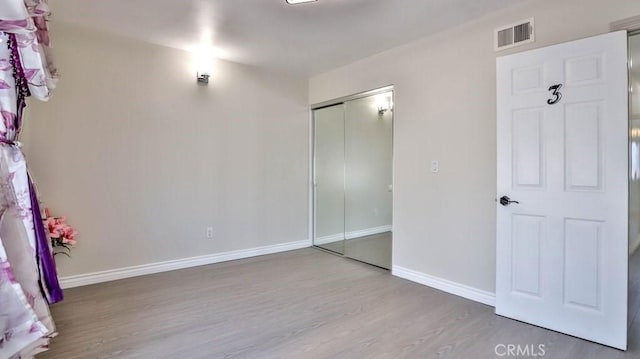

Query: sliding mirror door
[313,88,393,269]
[344,92,393,268]
[314,104,346,254]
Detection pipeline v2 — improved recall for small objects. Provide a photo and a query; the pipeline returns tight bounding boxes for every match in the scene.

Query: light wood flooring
[38,248,640,359]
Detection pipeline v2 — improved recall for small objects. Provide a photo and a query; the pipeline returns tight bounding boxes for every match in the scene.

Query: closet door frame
[310,85,395,259]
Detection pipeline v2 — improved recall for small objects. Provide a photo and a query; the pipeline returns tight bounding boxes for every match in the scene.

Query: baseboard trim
[314,233,344,245]
[392,265,496,307]
[345,225,392,240]
[315,225,392,245]
[59,240,310,289]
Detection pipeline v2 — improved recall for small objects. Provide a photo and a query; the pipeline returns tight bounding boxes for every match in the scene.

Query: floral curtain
[0,1,61,358]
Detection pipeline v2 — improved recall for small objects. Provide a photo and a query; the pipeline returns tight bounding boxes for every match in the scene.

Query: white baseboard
[314,233,344,245]
[314,225,392,245]
[392,265,496,307]
[59,239,310,289]
[345,225,392,240]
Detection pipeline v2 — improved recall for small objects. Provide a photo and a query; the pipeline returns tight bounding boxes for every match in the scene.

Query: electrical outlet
[206,227,214,239]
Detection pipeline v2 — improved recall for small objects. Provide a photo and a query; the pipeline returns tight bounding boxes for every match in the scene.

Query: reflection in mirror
[313,104,345,254]
[313,89,393,269]
[344,92,393,268]
[629,32,640,336]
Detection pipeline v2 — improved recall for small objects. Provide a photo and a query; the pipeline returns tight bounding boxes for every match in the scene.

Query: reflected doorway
[312,87,393,269]
[629,31,640,340]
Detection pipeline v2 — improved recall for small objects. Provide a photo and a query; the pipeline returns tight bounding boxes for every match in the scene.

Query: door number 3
[547,84,563,105]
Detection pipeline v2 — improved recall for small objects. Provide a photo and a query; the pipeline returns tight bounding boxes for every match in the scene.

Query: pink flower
[46,220,59,237]
[43,208,78,250]
[62,226,77,241]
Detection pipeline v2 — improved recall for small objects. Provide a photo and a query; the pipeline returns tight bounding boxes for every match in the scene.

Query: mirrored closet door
[313,88,393,269]
[314,104,346,255]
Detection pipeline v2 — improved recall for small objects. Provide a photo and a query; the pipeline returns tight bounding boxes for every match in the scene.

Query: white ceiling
[52,0,527,76]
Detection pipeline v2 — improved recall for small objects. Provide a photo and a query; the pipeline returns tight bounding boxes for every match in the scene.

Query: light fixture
[286,0,317,4]
[377,96,393,116]
[197,72,210,84]
[194,44,214,85]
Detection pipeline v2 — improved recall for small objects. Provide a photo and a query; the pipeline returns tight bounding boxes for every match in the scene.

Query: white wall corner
[59,240,310,289]
[392,265,496,307]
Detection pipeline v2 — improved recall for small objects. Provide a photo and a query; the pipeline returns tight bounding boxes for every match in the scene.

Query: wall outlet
[206,227,214,239]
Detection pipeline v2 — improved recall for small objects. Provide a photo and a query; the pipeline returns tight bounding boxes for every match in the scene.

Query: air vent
[495,18,534,51]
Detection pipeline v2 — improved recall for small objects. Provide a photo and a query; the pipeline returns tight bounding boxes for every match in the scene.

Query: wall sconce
[376,97,393,116]
[197,72,210,85]
[193,43,214,85]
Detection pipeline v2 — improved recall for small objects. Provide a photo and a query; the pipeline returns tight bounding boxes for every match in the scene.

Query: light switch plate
[431,160,439,173]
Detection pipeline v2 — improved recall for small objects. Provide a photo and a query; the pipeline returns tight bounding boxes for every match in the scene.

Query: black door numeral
[547,84,563,105]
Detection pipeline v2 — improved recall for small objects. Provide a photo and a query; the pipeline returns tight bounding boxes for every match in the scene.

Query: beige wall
[310,0,640,293]
[22,23,310,277]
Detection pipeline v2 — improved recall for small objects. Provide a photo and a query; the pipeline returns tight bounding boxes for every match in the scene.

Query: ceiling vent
[495,18,534,51]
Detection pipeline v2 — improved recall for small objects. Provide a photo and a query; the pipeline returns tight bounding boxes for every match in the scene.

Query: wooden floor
[39,248,640,359]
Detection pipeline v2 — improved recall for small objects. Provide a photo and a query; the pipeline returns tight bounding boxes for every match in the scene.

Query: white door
[496,31,628,350]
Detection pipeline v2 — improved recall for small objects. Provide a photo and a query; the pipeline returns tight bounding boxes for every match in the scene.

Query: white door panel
[496,31,628,350]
